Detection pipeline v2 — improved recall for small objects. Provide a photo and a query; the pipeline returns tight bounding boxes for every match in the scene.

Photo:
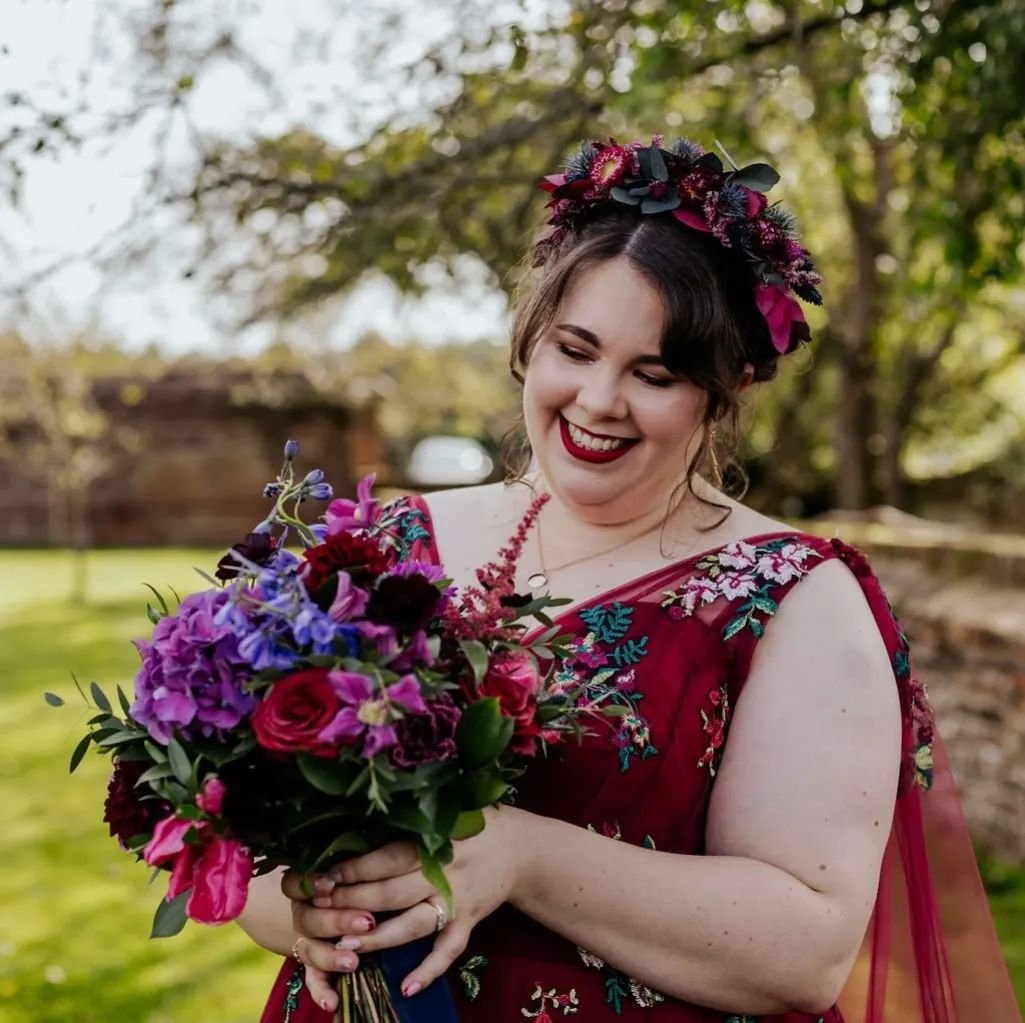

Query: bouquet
[47,440,591,1023]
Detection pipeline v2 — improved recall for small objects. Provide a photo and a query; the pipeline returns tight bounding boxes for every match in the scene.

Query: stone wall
[0,370,388,547]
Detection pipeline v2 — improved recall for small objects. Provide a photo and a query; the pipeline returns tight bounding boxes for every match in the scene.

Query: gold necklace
[525,495,665,592]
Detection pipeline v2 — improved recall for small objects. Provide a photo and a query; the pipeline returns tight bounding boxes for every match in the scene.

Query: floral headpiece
[534,136,823,356]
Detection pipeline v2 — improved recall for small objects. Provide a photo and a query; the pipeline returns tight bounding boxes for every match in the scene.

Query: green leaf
[142,583,170,617]
[455,698,513,768]
[641,196,682,214]
[69,733,93,773]
[459,640,488,685]
[117,688,134,721]
[417,844,453,916]
[96,730,143,748]
[610,186,642,205]
[721,616,747,641]
[44,691,65,707]
[150,890,189,938]
[450,808,486,841]
[144,741,168,764]
[461,773,510,809]
[166,735,192,785]
[90,682,112,714]
[730,162,780,193]
[297,753,352,795]
[136,763,177,786]
[313,832,369,871]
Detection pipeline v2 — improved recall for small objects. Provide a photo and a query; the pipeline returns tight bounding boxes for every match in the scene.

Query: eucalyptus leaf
[641,196,682,215]
[166,735,192,785]
[730,163,780,193]
[44,691,64,707]
[69,733,93,773]
[150,890,190,938]
[89,682,112,714]
[610,186,641,205]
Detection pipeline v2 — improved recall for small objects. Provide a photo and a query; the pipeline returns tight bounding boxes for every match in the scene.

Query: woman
[243,136,1019,1022]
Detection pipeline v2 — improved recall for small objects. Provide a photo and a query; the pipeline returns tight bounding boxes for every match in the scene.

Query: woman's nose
[576,368,627,421]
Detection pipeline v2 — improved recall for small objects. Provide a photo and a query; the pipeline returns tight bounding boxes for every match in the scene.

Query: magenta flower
[325,474,380,536]
[328,572,370,622]
[319,671,427,758]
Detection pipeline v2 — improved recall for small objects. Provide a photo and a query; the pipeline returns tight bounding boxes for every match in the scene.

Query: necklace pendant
[527,571,548,591]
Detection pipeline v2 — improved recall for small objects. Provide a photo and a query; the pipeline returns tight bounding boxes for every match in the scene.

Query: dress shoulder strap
[369,493,440,565]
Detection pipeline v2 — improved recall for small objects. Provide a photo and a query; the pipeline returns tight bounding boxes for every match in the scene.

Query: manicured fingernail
[352,915,375,933]
[336,954,357,971]
[336,937,361,951]
[402,981,422,998]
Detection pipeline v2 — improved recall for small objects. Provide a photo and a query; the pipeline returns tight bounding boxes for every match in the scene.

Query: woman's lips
[558,415,638,464]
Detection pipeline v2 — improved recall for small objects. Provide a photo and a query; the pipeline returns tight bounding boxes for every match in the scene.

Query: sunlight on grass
[0,548,1021,1020]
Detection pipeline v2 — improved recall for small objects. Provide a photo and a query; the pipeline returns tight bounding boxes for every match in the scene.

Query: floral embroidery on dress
[521,983,580,1018]
[697,682,731,776]
[660,538,822,640]
[372,498,433,561]
[578,825,665,1012]
[552,602,657,771]
[458,954,488,1001]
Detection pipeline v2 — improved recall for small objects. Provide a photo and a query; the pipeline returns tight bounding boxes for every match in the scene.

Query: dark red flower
[216,532,277,581]
[103,758,171,848]
[588,143,632,193]
[301,532,395,596]
[390,694,461,768]
[366,573,441,632]
[251,668,344,758]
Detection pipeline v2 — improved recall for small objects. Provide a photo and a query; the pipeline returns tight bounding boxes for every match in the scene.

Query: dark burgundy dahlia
[391,694,461,768]
[103,758,172,848]
[301,532,395,595]
[366,573,442,632]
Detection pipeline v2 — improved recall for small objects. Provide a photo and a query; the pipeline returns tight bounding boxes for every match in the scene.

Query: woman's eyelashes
[555,342,675,389]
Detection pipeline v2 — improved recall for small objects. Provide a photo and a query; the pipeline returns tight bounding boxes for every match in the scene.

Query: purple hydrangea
[131,589,255,744]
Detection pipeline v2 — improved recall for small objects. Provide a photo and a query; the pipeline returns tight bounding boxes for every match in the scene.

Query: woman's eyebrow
[555,322,666,366]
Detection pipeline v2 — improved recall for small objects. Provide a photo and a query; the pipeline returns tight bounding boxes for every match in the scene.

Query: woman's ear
[737,363,756,394]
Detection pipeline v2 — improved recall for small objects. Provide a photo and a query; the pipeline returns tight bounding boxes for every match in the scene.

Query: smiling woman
[246,135,1020,1023]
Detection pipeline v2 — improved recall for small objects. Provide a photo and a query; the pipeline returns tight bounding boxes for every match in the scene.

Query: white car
[406,435,495,487]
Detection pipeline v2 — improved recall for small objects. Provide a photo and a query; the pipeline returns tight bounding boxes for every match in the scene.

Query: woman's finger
[317,870,433,913]
[303,963,339,1015]
[400,923,469,999]
[282,869,336,901]
[293,934,360,975]
[330,842,420,885]
[293,902,378,940]
[336,901,438,954]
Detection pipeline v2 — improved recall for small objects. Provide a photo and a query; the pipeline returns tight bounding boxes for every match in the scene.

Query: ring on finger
[426,896,449,933]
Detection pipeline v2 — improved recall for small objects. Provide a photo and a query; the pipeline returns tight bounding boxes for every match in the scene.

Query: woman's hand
[281,805,530,1010]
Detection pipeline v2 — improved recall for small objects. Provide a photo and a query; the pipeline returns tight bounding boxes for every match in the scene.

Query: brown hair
[501,209,780,528]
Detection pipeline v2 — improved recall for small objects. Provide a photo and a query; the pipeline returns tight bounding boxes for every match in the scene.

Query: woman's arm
[236,867,296,956]
[507,559,900,1014]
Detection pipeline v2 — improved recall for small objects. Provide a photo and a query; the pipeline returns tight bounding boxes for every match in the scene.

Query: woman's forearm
[236,867,296,957]
[508,810,856,1015]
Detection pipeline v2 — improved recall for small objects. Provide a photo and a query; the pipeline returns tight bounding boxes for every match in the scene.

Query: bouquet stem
[335,964,400,1023]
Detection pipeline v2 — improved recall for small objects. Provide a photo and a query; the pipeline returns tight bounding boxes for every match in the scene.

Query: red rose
[252,669,343,758]
[479,652,542,756]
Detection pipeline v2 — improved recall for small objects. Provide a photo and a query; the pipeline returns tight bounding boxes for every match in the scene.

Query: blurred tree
[0,333,140,600]
[4,0,1024,512]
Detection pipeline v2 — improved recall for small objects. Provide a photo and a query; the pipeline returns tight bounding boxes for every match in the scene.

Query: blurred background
[1,0,1023,1019]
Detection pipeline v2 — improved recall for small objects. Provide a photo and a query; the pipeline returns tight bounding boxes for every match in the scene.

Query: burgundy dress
[260,496,1020,1023]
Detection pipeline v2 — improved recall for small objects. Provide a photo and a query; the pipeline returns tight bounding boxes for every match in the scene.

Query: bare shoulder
[420,482,522,582]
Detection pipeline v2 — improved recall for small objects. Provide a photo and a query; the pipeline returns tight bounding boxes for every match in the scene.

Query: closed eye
[636,372,675,388]
[556,342,591,363]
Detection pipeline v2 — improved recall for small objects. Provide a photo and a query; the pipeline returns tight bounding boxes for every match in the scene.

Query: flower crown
[534,136,823,356]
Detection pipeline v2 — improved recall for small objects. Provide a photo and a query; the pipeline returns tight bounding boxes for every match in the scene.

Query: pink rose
[479,652,542,756]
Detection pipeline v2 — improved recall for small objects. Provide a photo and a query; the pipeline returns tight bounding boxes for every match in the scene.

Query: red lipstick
[558,415,638,464]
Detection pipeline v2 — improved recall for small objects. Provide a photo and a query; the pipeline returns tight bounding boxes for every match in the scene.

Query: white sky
[0,0,514,354]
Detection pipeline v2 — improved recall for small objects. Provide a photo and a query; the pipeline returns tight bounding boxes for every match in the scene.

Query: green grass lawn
[0,548,1021,1022]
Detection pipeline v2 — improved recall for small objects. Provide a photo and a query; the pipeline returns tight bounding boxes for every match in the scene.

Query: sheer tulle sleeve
[823,540,1020,1023]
